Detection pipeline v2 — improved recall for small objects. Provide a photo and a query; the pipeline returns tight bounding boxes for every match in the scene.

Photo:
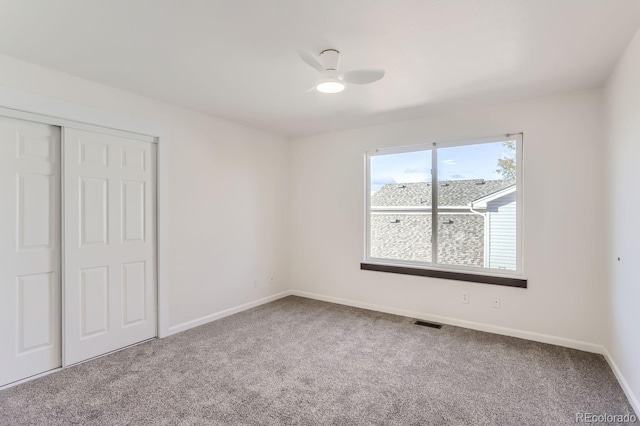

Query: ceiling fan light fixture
[316,79,345,94]
[298,48,383,94]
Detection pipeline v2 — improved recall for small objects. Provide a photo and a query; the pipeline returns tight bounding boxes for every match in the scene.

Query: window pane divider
[431,143,438,264]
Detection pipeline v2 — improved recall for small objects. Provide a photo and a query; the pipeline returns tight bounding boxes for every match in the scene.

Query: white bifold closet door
[0,117,62,386]
[63,128,156,366]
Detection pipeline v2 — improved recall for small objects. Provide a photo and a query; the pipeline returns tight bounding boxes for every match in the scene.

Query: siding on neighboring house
[486,192,517,270]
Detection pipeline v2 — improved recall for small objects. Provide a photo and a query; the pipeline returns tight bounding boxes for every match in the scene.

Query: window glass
[370,150,432,263]
[367,137,520,275]
[436,141,516,270]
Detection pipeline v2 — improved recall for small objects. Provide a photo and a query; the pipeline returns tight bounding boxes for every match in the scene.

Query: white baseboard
[290,290,604,354]
[166,290,293,336]
[602,347,640,416]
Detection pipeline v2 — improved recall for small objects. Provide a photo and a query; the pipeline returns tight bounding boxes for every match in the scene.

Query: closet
[0,115,157,386]
[0,117,61,386]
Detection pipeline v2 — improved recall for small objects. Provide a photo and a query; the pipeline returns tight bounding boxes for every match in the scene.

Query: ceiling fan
[297,48,385,94]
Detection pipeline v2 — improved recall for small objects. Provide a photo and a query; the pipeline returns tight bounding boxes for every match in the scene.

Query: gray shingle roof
[370,213,484,266]
[371,179,515,207]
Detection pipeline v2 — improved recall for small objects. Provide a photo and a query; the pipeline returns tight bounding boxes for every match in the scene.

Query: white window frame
[364,133,524,280]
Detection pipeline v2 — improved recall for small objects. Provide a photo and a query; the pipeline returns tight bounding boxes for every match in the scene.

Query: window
[363,134,525,287]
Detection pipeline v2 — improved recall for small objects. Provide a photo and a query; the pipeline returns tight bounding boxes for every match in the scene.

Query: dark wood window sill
[360,263,527,288]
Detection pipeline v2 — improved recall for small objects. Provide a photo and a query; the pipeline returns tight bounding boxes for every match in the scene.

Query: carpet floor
[0,296,635,425]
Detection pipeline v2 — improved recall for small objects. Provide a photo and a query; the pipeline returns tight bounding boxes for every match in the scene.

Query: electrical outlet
[492,297,501,309]
[462,292,469,304]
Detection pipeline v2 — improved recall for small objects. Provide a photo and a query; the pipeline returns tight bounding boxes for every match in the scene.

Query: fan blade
[342,68,385,85]
[298,49,326,73]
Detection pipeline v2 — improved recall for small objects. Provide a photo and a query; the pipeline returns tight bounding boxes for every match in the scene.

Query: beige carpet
[0,296,635,425]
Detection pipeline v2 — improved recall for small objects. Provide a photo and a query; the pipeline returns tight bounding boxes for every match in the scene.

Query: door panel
[18,272,54,352]
[0,116,61,386]
[18,173,54,249]
[122,180,145,242]
[80,177,108,245]
[122,261,146,325]
[80,266,110,338]
[64,128,156,365]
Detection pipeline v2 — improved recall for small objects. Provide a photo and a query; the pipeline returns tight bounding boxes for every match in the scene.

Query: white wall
[0,54,290,329]
[290,89,607,348]
[605,28,640,411]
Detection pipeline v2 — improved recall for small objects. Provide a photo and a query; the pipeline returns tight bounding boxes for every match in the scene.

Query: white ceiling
[0,1,639,137]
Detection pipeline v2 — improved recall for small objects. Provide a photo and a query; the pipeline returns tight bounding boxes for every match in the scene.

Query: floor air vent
[414,320,442,329]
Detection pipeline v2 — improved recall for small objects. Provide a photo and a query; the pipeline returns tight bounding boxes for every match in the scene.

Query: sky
[370,141,512,193]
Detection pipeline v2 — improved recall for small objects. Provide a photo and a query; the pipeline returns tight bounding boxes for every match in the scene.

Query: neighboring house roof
[371,179,515,207]
[370,179,517,268]
[370,213,485,266]
[471,185,516,209]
